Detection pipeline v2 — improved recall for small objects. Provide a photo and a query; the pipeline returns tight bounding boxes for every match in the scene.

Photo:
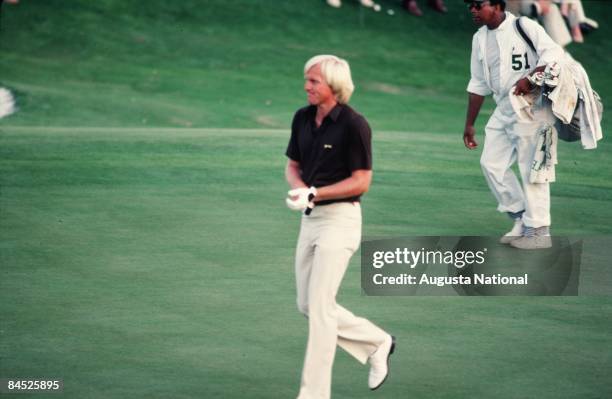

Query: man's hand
[286,187,317,212]
[463,126,478,149]
[513,77,534,96]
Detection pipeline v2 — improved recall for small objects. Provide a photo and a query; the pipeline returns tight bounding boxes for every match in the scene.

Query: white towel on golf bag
[566,56,603,149]
[548,63,578,124]
[530,124,558,184]
[510,62,577,125]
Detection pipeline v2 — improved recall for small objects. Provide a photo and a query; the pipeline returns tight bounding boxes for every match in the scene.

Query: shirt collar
[328,103,343,121]
[495,12,514,31]
[307,103,344,122]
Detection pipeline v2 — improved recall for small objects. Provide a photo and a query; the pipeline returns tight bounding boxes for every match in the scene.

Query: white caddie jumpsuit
[467,12,564,228]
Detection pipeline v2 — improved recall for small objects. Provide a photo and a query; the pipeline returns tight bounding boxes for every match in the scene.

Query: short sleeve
[467,33,493,97]
[521,17,564,67]
[285,110,301,161]
[347,115,372,171]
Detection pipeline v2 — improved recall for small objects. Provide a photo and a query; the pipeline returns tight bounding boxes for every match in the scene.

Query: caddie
[285,54,395,399]
[462,0,565,249]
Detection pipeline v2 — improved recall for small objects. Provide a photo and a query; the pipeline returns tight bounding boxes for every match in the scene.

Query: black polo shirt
[285,103,372,205]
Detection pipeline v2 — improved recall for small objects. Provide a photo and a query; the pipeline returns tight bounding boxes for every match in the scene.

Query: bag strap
[515,17,536,54]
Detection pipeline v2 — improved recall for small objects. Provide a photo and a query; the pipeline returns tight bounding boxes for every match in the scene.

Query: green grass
[1,127,611,399]
[1,1,610,132]
[1,1,611,398]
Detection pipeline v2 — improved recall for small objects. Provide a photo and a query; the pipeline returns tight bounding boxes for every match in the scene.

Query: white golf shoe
[368,335,395,390]
[326,0,341,7]
[510,235,552,250]
[360,0,375,7]
[500,219,524,244]
[582,17,599,30]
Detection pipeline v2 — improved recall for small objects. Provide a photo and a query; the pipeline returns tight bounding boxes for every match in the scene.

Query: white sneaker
[368,335,395,390]
[500,219,523,244]
[510,235,552,250]
[360,0,375,7]
[327,0,341,7]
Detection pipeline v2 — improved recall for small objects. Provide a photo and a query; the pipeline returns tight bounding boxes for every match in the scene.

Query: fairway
[1,126,611,398]
[1,0,612,398]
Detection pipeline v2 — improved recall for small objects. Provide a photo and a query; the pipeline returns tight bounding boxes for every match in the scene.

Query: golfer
[285,54,395,399]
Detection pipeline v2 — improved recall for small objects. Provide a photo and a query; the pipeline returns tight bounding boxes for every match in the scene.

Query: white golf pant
[294,202,387,399]
[480,109,551,228]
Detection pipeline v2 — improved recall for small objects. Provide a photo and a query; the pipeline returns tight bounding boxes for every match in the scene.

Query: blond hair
[304,55,355,104]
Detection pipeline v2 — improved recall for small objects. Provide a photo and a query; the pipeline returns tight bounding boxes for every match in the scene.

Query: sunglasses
[467,1,489,10]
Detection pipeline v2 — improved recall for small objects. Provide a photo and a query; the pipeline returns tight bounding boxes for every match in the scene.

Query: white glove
[528,71,545,87]
[285,186,317,212]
